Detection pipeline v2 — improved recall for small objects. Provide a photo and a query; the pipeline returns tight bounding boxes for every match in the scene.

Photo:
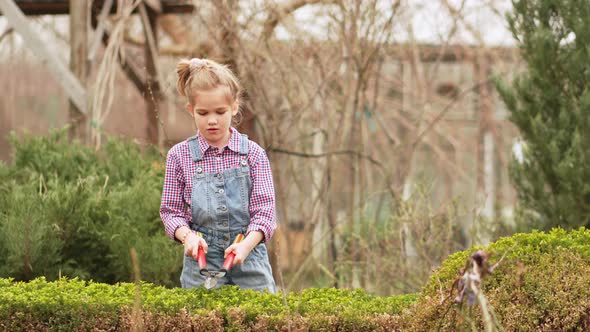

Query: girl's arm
[160,149,191,242]
[247,147,277,243]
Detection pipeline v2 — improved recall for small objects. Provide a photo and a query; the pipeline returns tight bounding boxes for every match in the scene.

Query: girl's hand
[184,232,208,260]
[224,242,252,266]
[223,231,264,266]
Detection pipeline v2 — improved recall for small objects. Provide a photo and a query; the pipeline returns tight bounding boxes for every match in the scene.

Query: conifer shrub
[495,0,590,230]
[0,129,182,286]
[402,228,590,331]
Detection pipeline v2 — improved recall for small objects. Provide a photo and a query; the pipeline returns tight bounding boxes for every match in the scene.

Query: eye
[216,109,227,115]
[197,111,207,116]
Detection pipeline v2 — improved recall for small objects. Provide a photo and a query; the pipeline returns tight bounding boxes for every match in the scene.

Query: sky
[276,0,515,46]
[407,0,514,45]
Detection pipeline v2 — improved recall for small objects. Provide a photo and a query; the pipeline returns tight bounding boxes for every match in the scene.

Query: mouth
[206,128,220,133]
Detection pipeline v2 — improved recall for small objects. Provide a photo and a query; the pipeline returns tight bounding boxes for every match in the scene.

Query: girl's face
[187,85,238,148]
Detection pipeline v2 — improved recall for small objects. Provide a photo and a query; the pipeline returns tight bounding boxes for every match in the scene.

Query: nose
[208,116,217,125]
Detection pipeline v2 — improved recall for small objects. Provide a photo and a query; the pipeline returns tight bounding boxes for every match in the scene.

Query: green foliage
[0,128,182,286]
[495,0,590,230]
[404,227,590,331]
[0,180,63,280]
[0,277,415,331]
[2,226,590,330]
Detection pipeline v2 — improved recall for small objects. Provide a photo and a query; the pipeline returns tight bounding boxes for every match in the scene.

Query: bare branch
[88,0,114,62]
[411,78,493,148]
[260,0,338,42]
[0,27,13,44]
[269,147,384,169]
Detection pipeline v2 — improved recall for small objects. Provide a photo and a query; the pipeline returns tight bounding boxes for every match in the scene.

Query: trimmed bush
[0,277,416,331]
[2,227,590,330]
[402,228,590,331]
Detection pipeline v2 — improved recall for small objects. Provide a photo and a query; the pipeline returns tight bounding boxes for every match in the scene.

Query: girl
[160,58,276,293]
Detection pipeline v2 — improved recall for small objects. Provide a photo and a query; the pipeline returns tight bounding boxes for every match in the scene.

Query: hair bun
[190,58,207,71]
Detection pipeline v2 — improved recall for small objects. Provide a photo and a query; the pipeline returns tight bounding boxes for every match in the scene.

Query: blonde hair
[176,58,242,105]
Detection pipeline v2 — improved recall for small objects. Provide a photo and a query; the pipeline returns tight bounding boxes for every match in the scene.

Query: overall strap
[239,134,249,156]
[239,134,249,172]
[187,135,203,162]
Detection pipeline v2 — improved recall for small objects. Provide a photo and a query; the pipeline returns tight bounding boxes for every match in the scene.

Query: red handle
[195,232,208,273]
[197,247,207,271]
[221,234,245,271]
[222,252,235,271]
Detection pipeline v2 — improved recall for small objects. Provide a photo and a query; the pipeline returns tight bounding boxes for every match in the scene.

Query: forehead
[192,85,234,109]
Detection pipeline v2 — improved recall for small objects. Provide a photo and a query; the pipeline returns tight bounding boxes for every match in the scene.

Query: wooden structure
[0,0,194,144]
[12,0,193,15]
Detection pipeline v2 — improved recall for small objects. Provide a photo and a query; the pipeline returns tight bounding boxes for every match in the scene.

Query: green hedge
[2,227,590,331]
[402,227,590,331]
[0,278,416,331]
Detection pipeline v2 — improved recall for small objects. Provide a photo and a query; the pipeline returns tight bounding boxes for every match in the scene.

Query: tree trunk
[69,0,89,142]
[141,4,162,146]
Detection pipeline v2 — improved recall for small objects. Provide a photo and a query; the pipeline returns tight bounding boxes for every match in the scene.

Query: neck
[203,128,232,148]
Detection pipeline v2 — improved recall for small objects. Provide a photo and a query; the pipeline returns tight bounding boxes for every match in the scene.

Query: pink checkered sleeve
[160,148,190,241]
[247,144,277,242]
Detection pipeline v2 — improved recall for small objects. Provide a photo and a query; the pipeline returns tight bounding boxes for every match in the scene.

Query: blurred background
[0,0,525,295]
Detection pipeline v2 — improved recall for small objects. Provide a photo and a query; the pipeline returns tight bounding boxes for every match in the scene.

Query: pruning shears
[196,233,245,290]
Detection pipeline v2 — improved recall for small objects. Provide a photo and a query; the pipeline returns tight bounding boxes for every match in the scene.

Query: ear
[231,101,239,116]
[185,102,194,117]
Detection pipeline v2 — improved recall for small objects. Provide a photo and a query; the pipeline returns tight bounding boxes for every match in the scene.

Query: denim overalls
[180,134,276,293]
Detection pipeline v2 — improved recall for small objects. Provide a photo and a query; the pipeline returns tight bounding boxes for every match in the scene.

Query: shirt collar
[196,127,241,154]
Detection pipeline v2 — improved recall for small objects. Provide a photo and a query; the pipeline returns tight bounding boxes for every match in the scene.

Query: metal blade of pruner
[198,233,245,289]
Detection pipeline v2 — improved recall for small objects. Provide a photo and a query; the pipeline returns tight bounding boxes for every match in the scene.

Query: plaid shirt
[160,127,277,242]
